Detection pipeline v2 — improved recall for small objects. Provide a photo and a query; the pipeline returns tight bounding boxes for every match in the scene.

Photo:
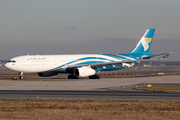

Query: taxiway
[0,75,180,99]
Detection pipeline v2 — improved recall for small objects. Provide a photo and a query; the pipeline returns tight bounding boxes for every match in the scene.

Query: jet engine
[38,72,58,77]
[73,66,96,77]
[142,55,151,59]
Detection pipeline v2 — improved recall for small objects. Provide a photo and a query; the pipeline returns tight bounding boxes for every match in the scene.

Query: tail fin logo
[142,37,152,51]
[128,28,155,54]
[145,38,152,44]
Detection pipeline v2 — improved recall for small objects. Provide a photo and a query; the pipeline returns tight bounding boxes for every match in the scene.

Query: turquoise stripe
[48,56,115,71]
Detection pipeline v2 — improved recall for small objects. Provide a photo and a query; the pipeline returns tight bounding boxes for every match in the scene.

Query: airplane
[5,28,171,79]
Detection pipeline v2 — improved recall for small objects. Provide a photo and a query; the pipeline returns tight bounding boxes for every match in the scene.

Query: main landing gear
[19,72,24,79]
[67,74,100,79]
[68,75,79,79]
[89,75,100,79]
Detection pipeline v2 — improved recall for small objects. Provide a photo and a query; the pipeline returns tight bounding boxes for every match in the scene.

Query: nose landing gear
[19,72,24,79]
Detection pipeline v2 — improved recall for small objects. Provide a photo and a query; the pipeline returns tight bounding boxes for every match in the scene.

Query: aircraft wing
[68,52,172,69]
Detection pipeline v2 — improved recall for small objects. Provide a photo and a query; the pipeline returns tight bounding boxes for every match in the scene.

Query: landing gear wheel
[89,75,100,79]
[96,75,100,79]
[19,76,24,80]
[68,75,79,79]
[19,72,24,80]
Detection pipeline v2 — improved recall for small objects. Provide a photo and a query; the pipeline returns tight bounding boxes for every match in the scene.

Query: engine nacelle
[38,72,58,77]
[74,66,96,77]
[142,55,150,59]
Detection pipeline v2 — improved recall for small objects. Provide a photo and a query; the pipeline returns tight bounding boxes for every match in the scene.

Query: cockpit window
[8,60,16,63]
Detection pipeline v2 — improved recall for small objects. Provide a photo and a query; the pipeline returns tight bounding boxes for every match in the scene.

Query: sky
[0,0,180,60]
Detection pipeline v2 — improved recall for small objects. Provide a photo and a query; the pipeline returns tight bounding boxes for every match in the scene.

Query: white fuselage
[5,54,134,73]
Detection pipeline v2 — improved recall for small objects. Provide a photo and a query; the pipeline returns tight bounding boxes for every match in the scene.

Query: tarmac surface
[0,75,180,99]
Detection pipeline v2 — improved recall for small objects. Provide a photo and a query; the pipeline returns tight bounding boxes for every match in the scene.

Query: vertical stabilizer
[128,28,155,54]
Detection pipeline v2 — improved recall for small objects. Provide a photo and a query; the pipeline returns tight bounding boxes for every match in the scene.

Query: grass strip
[0,99,180,120]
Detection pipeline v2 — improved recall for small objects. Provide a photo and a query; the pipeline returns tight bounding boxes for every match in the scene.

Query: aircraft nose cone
[5,63,8,67]
[5,63,10,69]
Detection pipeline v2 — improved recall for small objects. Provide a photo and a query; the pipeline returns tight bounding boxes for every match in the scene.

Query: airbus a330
[5,28,171,79]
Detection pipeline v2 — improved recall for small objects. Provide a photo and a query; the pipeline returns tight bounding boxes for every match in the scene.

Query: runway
[1,75,180,99]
